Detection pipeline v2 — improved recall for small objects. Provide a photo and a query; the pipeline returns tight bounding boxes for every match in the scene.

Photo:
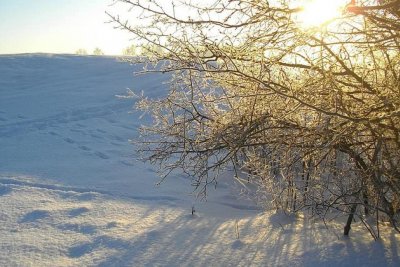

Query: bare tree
[75,48,88,55]
[93,47,104,55]
[122,44,138,56]
[109,0,400,237]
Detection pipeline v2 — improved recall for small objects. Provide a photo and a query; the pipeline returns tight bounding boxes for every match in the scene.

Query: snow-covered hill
[0,54,398,266]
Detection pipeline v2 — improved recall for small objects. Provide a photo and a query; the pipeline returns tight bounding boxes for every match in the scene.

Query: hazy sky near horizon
[0,0,133,55]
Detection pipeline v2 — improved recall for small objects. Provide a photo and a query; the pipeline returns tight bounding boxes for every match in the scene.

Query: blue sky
[0,0,132,55]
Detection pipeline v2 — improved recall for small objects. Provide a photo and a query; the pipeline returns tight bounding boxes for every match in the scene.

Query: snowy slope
[0,54,171,196]
[0,54,399,266]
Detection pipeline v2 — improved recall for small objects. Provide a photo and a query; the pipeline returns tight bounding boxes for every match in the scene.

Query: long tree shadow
[65,206,400,267]
[0,185,12,196]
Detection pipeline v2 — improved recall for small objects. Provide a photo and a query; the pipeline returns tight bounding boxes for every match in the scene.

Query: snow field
[0,54,399,266]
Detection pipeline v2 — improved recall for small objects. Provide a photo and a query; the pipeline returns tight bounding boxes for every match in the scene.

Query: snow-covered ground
[0,54,399,266]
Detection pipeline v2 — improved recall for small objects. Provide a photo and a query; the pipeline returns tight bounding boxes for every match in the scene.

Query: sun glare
[297,0,349,28]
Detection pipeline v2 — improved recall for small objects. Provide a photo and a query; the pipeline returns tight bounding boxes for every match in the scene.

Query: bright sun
[297,0,349,28]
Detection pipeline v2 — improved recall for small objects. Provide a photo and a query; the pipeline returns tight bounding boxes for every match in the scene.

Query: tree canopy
[109,0,400,237]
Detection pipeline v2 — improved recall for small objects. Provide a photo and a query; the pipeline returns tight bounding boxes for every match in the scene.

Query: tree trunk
[363,190,369,216]
[344,204,357,236]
